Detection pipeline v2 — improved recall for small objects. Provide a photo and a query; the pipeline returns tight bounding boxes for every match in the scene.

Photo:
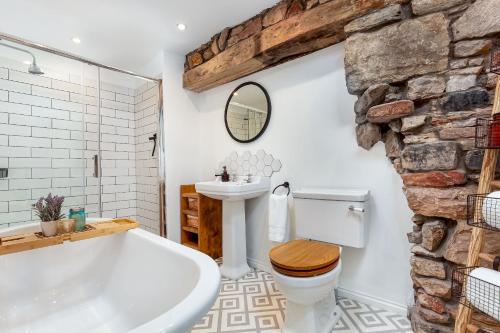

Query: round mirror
[225,82,271,143]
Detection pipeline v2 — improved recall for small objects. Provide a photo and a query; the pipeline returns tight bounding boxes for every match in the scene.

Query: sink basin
[195,176,270,201]
[196,176,270,280]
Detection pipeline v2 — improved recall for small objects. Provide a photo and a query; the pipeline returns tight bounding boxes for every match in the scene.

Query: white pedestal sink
[196,176,270,280]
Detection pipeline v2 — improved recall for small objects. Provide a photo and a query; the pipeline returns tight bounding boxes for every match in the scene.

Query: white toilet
[269,188,370,333]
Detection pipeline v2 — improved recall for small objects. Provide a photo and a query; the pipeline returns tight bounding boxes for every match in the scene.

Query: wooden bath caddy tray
[0,218,139,256]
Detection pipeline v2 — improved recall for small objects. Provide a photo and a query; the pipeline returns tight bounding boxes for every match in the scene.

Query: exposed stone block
[354,84,390,117]
[464,149,500,171]
[417,305,450,324]
[186,52,203,69]
[402,170,467,188]
[404,185,477,220]
[367,100,414,123]
[417,290,446,314]
[262,2,288,27]
[411,308,454,333]
[454,39,492,58]
[444,220,500,265]
[305,0,319,10]
[446,75,477,93]
[422,220,447,251]
[356,123,382,150]
[407,75,446,100]
[227,17,262,47]
[441,88,490,111]
[286,0,304,18]
[345,4,403,34]
[401,142,459,171]
[411,244,444,259]
[217,27,230,51]
[413,274,452,299]
[345,13,450,93]
[452,0,500,40]
[411,0,466,16]
[408,231,423,244]
[438,126,475,140]
[411,256,446,279]
[403,132,440,145]
[384,130,403,158]
[401,115,428,132]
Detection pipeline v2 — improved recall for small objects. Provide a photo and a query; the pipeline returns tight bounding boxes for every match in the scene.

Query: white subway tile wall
[134,82,160,234]
[0,65,160,234]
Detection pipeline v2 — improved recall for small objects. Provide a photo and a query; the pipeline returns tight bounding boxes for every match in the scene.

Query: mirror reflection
[225,82,271,143]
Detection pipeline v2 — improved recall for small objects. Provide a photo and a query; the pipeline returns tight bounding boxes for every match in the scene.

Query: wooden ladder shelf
[0,218,139,256]
[454,79,500,332]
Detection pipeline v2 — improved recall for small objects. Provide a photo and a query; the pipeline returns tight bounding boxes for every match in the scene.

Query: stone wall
[184,0,500,331]
[345,0,500,331]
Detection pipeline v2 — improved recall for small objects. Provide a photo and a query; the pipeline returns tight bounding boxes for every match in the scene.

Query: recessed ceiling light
[177,23,186,31]
[72,37,81,44]
[23,60,31,65]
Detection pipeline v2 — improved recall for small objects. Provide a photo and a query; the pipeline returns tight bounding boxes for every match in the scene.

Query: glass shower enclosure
[0,34,164,235]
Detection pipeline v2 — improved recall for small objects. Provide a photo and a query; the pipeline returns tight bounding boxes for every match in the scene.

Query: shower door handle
[149,133,157,157]
[93,155,99,178]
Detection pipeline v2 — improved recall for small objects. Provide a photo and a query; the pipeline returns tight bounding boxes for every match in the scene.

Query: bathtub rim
[127,228,221,333]
[0,223,221,333]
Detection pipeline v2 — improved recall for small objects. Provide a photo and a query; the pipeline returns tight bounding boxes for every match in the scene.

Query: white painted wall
[162,44,414,309]
[162,51,202,242]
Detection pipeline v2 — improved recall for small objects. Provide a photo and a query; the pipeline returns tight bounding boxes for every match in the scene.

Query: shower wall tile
[0,68,7,80]
[0,64,161,232]
[0,67,140,228]
[134,82,160,234]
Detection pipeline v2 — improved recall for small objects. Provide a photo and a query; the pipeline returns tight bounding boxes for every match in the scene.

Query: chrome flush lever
[349,205,365,213]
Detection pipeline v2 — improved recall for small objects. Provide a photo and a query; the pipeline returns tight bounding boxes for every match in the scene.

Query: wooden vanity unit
[180,184,222,259]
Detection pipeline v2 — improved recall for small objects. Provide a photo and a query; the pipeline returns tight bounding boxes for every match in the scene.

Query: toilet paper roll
[481,191,500,229]
[465,267,500,321]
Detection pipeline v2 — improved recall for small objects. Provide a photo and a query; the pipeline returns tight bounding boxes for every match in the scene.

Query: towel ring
[272,182,290,196]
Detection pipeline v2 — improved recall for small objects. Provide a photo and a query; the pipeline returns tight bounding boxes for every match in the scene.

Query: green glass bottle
[69,208,86,232]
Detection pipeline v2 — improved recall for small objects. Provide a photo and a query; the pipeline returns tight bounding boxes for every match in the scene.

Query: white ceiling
[0,0,277,74]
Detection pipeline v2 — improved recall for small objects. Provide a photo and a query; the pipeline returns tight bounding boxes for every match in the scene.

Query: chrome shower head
[0,41,44,75]
[28,62,44,75]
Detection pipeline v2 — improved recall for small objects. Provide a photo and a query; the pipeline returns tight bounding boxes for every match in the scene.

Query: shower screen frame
[0,32,166,237]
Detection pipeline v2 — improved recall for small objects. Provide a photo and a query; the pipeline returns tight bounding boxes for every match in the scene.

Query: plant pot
[41,220,58,237]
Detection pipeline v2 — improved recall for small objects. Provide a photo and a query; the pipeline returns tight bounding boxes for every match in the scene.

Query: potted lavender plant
[33,193,65,237]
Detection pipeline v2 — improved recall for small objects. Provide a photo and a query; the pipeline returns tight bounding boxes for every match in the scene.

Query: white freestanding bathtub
[0,223,221,333]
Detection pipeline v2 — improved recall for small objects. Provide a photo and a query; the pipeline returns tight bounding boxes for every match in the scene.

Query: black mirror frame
[224,81,272,143]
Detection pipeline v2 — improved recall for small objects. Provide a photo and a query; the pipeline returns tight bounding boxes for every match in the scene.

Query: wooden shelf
[0,218,139,256]
[182,226,199,234]
[183,240,199,250]
[180,184,222,259]
[182,192,199,199]
[182,209,198,217]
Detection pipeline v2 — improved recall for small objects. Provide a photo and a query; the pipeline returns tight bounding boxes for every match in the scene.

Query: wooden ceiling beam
[183,0,405,92]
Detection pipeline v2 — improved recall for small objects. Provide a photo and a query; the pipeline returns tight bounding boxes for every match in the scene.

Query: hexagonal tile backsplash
[218,150,282,177]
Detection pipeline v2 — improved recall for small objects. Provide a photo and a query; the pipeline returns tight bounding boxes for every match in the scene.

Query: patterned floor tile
[191,267,411,333]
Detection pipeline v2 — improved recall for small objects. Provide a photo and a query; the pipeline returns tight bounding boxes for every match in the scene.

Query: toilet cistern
[195,175,270,280]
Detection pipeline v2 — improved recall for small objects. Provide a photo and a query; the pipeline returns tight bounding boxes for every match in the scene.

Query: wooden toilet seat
[269,239,340,278]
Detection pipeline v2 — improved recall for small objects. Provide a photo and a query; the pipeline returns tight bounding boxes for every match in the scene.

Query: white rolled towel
[465,267,500,321]
[268,193,289,243]
[481,191,500,229]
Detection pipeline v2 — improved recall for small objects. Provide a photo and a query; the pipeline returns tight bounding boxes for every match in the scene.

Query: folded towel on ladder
[268,193,289,243]
[466,267,500,321]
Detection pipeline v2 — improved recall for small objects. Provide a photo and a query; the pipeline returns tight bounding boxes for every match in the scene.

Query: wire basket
[467,194,500,232]
[492,45,500,75]
[474,117,500,149]
[452,266,500,322]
